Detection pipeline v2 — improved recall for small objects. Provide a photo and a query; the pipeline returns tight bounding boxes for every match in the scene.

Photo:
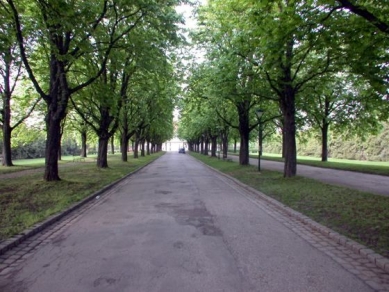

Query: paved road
[228,155,389,196]
[0,153,384,291]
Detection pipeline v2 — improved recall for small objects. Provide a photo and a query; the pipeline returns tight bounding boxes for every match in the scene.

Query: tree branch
[70,10,146,94]
[11,96,43,130]
[336,0,389,34]
[7,0,48,100]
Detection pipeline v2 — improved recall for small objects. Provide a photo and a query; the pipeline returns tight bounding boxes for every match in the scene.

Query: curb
[0,154,163,256]
[193,156,389,274]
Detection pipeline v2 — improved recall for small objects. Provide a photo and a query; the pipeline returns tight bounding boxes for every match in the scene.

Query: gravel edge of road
[0,155,163,256]
[192,156,389,274]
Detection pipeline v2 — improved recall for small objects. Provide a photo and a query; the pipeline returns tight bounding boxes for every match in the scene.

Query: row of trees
[1,0,185,180]
[178,0,389,177]
[261,123,389,162]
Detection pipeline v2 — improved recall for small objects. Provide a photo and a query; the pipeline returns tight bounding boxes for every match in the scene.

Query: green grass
[0,153,163,241]
[0,160,45,175]
[239,152,389,176]
[192,152,389,258]
[0,155,102,175]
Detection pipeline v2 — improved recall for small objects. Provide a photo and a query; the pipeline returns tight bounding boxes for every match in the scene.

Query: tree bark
[140,139,145,157]
[222,133,229,159]
[97,137,109,168]
[81,130,87,157]
[44,117,62,180]
[121,132,129,162]
[211,135,217,157]
[1,47,15,167]
[2,90,13,166]
[280,88,297,177]
[204,137,209,156]
[133,136,139,159]
[321,122,329,162]
[95,104,117,168]
[43,57,70,181]
[238,104,250,165]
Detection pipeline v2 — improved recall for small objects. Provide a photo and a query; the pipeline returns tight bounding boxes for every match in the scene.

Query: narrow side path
[1,152,386,291]
[227,155,389,196]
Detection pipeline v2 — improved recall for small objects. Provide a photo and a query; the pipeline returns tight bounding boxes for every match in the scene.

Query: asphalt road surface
[233,155,389,197]
[0,153,376,292]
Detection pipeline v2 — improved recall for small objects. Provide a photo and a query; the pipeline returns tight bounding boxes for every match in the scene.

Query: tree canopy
[177,0,389,176]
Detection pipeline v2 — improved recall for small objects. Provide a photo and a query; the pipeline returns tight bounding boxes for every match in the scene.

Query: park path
[226,155,389,197]
[1,152,387,291]
[3,155,388,197]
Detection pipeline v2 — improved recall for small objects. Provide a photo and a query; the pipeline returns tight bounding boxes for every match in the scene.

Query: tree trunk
[134,138,139,159]
[234,139,237,153]
[146,140,150,155]
[277,37,297,177]
[121,132,129,162]
[1,47,14,167]
[97,137,109,168]
[110,135,115,154]
[239,134,250,165]
[44,117,62,181]
[140,139,145,157]
[238,105,250,165]
[280,89,297,177]
[2,91,13,166]
[204,137,209,156]
[222,134,228,159]
[1,129,13,167]
[321,122,329,162]
[321,97,331,162]
[43,56,70,181]
[81,130,87,157]
[211,136,217,157]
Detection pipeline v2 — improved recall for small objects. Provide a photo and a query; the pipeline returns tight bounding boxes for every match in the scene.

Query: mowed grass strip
[0,153,163,241]
[0,156,98,175]
[192,153,389,258]
[245,153,389,176]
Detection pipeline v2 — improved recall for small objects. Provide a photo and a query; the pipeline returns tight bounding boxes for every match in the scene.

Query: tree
[71,51,124,168]
[329,0,389,35]
[301,73,388,161]
[195,0,323,172]
[0,5,41,166]
[6,0,183,180]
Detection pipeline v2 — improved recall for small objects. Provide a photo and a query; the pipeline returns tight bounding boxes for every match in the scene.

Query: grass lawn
[192,152,389,258]
[0,155,102,175]
[0,153,163,242]
[239,152,389,176]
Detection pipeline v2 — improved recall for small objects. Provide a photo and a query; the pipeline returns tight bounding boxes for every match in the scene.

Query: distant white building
[162,137,187,152]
